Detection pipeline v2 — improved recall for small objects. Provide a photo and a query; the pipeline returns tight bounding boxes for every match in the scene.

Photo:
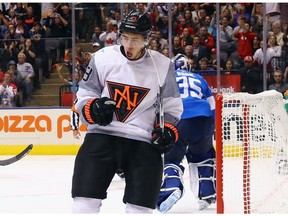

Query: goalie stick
[0,144,33,166]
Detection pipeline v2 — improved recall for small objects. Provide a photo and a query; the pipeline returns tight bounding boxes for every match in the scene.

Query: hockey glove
[82,97,116,126]
[151,123,179,154]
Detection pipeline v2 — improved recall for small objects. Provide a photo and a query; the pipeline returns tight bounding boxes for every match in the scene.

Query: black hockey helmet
[119,10,151,37]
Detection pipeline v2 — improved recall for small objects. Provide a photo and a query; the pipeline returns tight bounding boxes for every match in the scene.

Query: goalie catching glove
[151,123,179,154]
[83,97,116,126]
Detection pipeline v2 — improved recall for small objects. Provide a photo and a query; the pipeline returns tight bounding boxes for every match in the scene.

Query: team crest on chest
[107,81,150,122]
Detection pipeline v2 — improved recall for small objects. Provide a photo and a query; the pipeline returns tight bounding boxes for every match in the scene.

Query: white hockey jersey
[76,45,183,143]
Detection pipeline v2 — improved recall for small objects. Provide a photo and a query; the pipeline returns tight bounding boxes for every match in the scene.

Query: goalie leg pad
[187,148,216,210]
[157,163,185,213]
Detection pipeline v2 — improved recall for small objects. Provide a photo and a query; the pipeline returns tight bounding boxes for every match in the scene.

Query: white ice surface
[0,155,216,214]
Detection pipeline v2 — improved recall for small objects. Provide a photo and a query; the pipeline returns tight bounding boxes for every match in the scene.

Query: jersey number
[82,66,93,82]
[176,76,203,99]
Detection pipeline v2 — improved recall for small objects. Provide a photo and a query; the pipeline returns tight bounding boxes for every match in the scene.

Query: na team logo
[107,81,150,122]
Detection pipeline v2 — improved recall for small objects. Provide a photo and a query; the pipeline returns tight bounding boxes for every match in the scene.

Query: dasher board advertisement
[0,108,86,154]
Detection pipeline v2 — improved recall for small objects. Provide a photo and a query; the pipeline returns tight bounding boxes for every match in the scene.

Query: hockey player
[157,54,216,213]
[71,11,183,213]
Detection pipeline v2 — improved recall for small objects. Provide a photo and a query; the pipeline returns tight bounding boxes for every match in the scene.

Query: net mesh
[219,90,288,213]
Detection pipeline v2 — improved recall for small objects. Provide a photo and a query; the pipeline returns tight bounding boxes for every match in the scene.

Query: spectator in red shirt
[176,17,195,38]
[199,26,215,53]
[23,6,36,30]
[233,21,255,67]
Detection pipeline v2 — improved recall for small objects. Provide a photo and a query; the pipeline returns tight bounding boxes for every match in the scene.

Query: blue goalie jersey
[175,69,215,119]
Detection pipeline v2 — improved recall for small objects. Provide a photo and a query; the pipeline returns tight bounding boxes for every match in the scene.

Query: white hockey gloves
[157,163,184,213]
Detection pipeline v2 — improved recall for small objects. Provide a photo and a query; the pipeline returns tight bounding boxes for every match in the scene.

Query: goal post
[215,90,288,213]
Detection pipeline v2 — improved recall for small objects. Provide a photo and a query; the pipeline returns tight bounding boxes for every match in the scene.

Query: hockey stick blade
[0,144,33,166]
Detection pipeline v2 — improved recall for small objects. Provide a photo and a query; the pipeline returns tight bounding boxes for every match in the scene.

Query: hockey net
[215,90,288,213]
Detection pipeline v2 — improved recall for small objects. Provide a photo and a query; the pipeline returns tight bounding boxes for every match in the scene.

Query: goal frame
[216,93,251,213]
[215,91,288,214]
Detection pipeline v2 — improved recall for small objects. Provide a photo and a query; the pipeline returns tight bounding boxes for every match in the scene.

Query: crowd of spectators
[1,3,288,107]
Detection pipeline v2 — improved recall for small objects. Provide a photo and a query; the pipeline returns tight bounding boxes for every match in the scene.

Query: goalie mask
[173,54,192,71]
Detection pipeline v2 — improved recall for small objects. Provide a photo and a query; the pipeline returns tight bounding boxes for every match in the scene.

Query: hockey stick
[147,49,164,133]
[158,85,164,133]
[147,49,166,172]
[0,144,33,166]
